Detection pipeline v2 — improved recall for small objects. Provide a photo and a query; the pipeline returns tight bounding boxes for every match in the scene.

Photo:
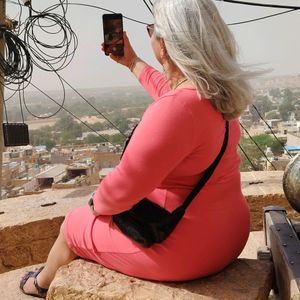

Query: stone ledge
[0,171,296,274]
[47,258,274,300]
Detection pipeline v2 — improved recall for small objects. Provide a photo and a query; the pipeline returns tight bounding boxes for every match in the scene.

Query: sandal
[19,266,48,298]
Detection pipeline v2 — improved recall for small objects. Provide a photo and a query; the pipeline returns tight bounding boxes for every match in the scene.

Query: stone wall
[0,218,63,274]
[0,186,95,274]
[0,171,297,274]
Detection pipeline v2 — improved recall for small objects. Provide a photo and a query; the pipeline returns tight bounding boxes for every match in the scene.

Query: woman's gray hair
[153,0,255,120]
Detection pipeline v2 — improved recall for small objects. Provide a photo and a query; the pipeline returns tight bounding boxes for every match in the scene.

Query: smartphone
[102,13,124,57]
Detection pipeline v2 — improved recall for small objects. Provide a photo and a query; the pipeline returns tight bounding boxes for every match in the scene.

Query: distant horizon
[8,72,300,94]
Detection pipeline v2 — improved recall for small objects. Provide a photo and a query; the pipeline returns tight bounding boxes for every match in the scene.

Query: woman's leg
[21,221,77,295]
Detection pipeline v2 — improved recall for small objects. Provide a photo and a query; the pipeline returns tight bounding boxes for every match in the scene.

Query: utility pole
[0,0,5,199]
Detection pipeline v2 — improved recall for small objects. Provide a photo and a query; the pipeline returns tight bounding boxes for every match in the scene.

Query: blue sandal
[19,266,48,298]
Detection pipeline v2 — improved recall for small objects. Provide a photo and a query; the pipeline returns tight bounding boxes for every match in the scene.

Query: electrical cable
[142,0,153,15]
[218,0,300,10]
[6,0,294,159]
[26,80,121,147]
[228,9,296,26]
[19,84,25,123]
[4,1,129,138]
[2,88,9,123]
[0,25,33,91]
[23,0,78,72]
[66,3,149,25]
[60,76,128,137]
[251,104,293,158]
[238,144,258,170]
[239,121,277,170]
[21,69,66,119]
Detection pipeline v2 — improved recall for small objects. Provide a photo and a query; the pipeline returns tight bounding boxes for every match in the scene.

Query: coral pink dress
[64,65,250,281]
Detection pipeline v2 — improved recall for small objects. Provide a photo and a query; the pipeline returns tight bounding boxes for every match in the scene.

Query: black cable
[251,104,293,158]
[0,26,33,91]
[21,70,66,119]
[239,122,277,170]
[26,80,120,147]
[228,9,296,26]
[18,85,25,123]
[238,144,258,171]
[60,76,128,137]
[142,0,153,15]
[23,0,78,72]
[218,0,300,10]
[1,88,9,123]
[67,3,149,25]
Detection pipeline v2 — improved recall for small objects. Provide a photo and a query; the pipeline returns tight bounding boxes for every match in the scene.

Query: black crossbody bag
[110,121,229,247]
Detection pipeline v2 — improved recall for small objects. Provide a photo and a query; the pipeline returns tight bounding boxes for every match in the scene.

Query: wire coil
[0,25,32,91]
[23,2,78,72]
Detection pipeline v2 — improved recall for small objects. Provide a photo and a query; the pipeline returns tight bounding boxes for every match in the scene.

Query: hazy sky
[6,0,300,91]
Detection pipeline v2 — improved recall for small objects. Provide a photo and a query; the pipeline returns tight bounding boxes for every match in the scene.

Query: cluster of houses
[1,143,121,199]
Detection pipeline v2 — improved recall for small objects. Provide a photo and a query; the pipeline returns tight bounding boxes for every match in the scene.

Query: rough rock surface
[47,258,274,300]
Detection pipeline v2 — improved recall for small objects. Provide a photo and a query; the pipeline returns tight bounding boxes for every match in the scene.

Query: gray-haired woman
[20,0,253,297]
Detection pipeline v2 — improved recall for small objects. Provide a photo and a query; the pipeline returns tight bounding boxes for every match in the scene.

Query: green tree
[278,88,295,121]
[239,134,284,171]
[54,115,83,144]
[29,126,56,150]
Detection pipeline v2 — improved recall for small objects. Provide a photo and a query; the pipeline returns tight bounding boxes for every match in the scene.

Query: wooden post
[0,0,5,199]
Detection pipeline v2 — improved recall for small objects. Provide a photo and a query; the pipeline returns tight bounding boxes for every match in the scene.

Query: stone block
[0,186,96,274]
[47,258,274,300]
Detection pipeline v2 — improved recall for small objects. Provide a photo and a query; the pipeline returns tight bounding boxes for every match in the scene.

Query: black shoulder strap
[179,120,229,211]
[122,120,229,213]
[120,123,139,159]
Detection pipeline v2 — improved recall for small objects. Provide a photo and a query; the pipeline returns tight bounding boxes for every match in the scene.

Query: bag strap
[122,120,229,212]
[120,123,139,159]
[177,120,229,212]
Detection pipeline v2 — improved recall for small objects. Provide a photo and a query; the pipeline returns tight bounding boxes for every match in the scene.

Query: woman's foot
[20,267,48,298]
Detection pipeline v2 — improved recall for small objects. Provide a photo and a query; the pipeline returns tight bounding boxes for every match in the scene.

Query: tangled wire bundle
[0,26,32,91]
[23,1,78,72]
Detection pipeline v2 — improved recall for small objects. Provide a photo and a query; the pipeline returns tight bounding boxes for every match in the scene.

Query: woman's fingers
[100,31,138,68]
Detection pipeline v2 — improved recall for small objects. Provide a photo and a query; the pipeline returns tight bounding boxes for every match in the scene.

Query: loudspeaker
[3,123,30,146]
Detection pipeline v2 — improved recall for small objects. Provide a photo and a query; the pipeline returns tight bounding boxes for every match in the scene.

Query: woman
[20,0,253,297]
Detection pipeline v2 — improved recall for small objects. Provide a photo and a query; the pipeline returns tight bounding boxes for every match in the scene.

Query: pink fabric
[64,65,250,281]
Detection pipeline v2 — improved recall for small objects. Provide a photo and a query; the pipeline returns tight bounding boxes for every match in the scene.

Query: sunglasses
[146,24,154,37]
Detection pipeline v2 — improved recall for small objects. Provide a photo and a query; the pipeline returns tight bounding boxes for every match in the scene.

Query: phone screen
[103,13,124,57]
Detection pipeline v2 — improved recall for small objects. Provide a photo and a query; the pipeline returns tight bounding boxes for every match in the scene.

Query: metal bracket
[263,206,300,299]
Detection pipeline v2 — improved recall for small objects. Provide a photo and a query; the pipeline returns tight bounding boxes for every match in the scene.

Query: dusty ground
[247,194,300,231]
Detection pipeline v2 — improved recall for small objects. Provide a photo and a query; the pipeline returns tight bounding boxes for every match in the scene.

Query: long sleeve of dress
[138,65,171,101]
[92,92,197,215]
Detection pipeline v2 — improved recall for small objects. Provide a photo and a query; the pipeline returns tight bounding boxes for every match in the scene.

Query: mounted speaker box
[2,123,30,146]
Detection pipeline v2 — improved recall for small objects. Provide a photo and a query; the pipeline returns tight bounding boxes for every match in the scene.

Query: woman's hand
[101,32,138,69]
